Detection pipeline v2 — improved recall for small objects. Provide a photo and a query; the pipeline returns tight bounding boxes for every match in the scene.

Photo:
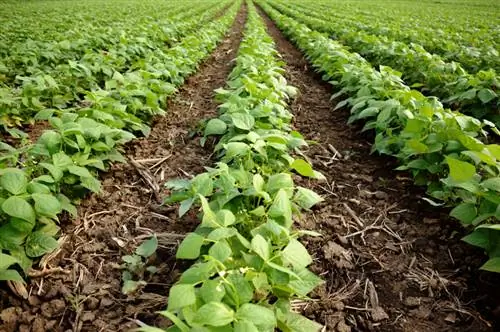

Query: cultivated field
[0,0,499,331]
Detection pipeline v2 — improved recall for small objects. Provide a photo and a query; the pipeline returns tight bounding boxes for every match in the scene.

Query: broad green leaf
[480,257,500,273]
[236,304,276,329]
[482,178,500,192]
[192,173,213,196]
[251,234,270,261]
[216,209,235,227]
[208,240,232,262]
[266,173,293,194]
[282,239,312,269]
[0,269,24,282]
[168,284,196,311]
[294,187,323,210]
[179,262,216,284]
[179,198,194,217]
[68,165,92,178]
[282,312,323,332]
[477,89,496,104]
[135,236,158,257]
[199,195,219,228]
[234,320,258,332]
[289,268,324,296]
[192,302,234,327]
[268,189,292,227]
[0,169,27,195]
[450,203,477,224]
[80,176,101,193]
[290,159,315,177]
[2,197,35,223]
[0,253,19,270]
[224,142,250,159]
[445,157,476,182]
[32,193,62,218]
[25,231,58,257]
[207,228,237,241]
[205,119,227,136]
[122,279,145,294]
[200,279,225,303]
[177,233,204,259]
[231,113,255,131]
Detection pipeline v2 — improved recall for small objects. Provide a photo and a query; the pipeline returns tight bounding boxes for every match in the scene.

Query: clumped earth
[1,4,499,332]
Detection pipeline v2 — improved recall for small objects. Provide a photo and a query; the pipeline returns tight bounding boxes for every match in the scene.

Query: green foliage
[121,236,158,295]
[257,0,500,271]
[151,2,324,330]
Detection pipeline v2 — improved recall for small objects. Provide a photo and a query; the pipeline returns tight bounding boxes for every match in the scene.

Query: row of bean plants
[0,1,229,136]
[257,0,500,272]
[140,2,324,331]
[0,2,240,283]
[267,0,499,125]
[291,0,499,74]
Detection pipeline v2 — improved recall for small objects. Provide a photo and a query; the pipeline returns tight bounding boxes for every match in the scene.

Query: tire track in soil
[257,7,497,332]
[0,6,247,332]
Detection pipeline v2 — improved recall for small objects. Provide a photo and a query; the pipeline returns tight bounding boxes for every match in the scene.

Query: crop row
[139,2,324,330]
[257,0,500,272]
[0,1,229,136]
[0,2,240,283]
[267,0,500,125]
[288,0,499,74]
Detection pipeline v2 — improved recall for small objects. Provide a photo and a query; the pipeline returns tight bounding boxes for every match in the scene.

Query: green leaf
[2,197,36,223]
[179,198,194,218]
[200,279,225,303]
[207,228,237,241]
[450,203,477,224]
[68,165,92,178]
[122,279,145,294]
[224,142,250,159]
[482,178,500,192]
[32,193,62,218]
[480,257,500,273]
[192,173,213,196]
[80,176,101,193]
[445,157,476,182]
[294,187,323,210]
[290,159,315,177]
[135,236,158,257]
[177,233,205,259]
[205,119,227,136]
[208,240,232,262]
[25,231,58,258]
[234,320,258,332]
[0,269,24,282]
[268,189,292,227]
[282,312,323,332]
[199,195,219,228]
[236,304,276,330]
[282,239,312,269]
[192,302,234,327]
[167,284,196,311]
[0,253,19,270]
[266,173,293,194]
[477,89,496,104]
[0,169,27,195]
[231,113,255,131]
[251,234,270,261]
[289,268,324,296]
[216,209,235,227]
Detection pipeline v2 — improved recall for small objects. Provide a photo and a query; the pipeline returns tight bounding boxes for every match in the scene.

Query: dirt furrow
[257,6,497,332]
[0,6,247,332]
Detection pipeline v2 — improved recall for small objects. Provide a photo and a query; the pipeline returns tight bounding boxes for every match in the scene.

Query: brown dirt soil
[0,5,247,332]
[257,6,500,332]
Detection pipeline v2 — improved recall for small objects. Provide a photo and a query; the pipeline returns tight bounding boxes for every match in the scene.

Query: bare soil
[0,5,246,332]
[257,6,500,332]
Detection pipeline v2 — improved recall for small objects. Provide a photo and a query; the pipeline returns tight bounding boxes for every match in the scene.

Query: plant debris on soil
[2,3,500,332]
[256,5,500,332]
[0,5,247,332]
